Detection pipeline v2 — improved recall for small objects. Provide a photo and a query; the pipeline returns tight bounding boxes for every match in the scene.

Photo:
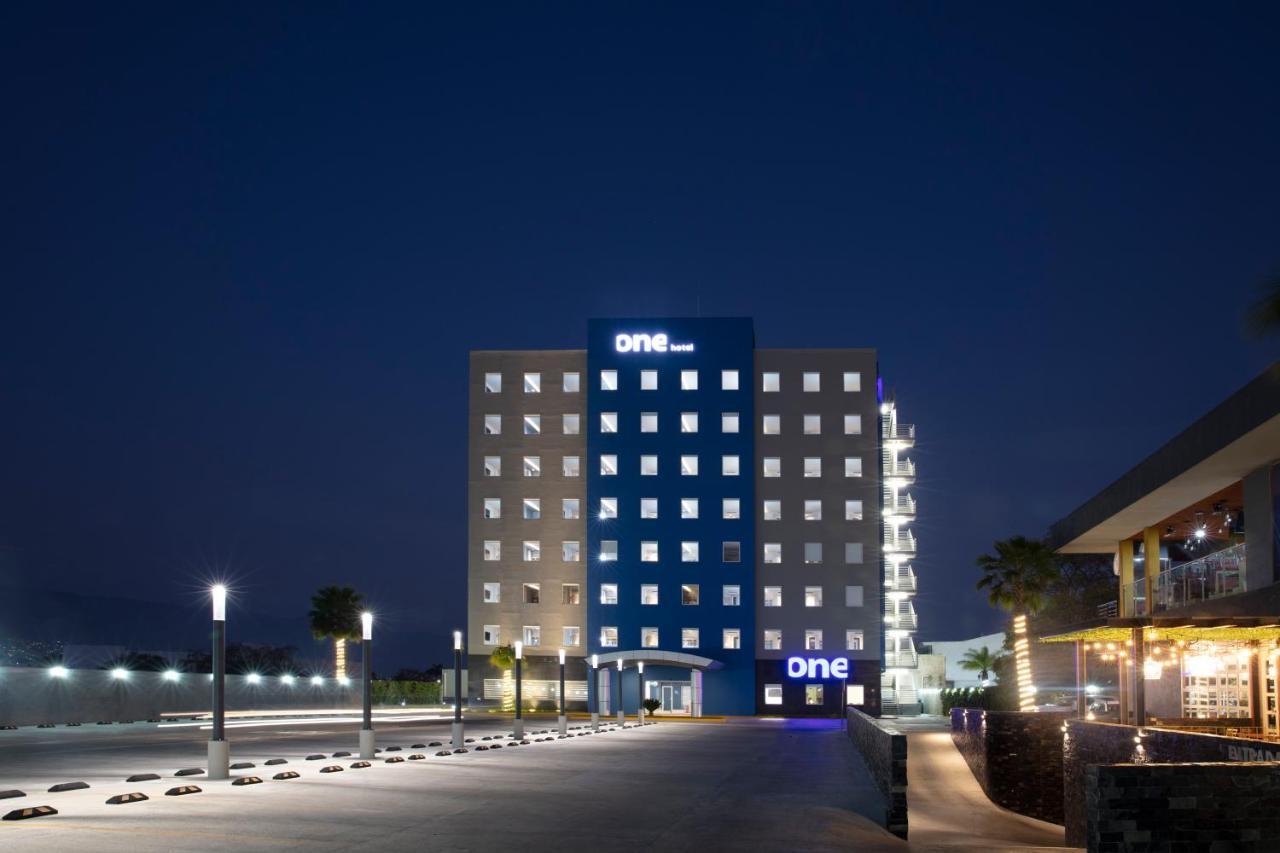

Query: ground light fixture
[452,630,464,748]
[108,667,129,680]
[246,673,261,685]
[513,640,524,739]
[311,675,324,686]
[557,648,567,736]
[281,674,295,685]
[338,676,351,686]
[208,584,230,780]
[49,665,69,679]
[359,612,374,759]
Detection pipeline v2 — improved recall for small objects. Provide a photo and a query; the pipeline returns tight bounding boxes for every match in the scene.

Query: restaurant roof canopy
[1049,365,1280,554]
[1039,615,1280,644]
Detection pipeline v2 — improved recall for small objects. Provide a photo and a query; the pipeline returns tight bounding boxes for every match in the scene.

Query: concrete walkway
[905,731,1078,852]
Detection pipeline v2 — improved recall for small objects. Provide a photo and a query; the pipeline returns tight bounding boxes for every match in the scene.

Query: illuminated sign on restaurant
[614,333,694,353]
[786,657,850,679]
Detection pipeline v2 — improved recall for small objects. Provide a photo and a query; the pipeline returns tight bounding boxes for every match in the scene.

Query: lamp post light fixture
[557,648,568,736]
[208,584,230,780]
[359,611,374,759]
[637,660,645,726]
[163,669,180,682]
[110,667,129,680]
[310,674,324,686]
[590,654,600,731]
[513,640,524,739]
[616,658,625,725]
[452,630,465,748]
[48,665,69,679]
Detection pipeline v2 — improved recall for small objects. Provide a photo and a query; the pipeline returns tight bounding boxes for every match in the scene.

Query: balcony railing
[882,455,916,481]
[882,422,916,446]
[884,650,918,668]
[883,532,917,555]
[885,567,917,592]
[882,494,917,518]
[1120,543,1246,616]
[885,611,918,631]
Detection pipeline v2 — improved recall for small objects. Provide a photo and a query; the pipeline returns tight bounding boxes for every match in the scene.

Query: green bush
[372,679,441,706]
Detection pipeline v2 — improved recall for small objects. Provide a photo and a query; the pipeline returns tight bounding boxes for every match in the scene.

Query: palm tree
[308,586,365,678]
[975,535,1058,615]
[958,646,1004,684]
[489,644,515,670]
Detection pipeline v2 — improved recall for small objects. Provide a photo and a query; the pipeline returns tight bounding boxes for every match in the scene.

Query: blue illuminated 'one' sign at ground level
[786,657,850,679]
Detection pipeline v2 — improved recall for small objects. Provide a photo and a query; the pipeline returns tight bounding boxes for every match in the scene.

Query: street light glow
[211,584,227,621]
[311,675,324,686]
[559,648,566,665]
[49,665,69,679]
[361,611,373,641]
[281,674,295,685]
[338,675,351,686]
[591,654,598,669]
[453,630,462,651]
[514,640,523,660]
[111,667,129,680]
[163,669,180,682]
[247,673,261,685]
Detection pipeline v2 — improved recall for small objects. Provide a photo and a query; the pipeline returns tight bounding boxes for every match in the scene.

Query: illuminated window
[483,625,500,645]
[681,584,700,605]
[523,456,541,477]
[847,684,865,705]
[843,372,861,392]
[524,373,541,393]
[482,583,500,603]
[600,584,618,605]
[640,497,658,519]
[562,456,580,477]
[846,630,864,651]
[845,585,865,607]
[600,455,617,476]
[764,683,783,704]
[804,543,823,564]
[640,369,658,390]
[641,412,658,433]
[641,541,658,562]
[763,587,782,607]
[681,498,699,519]
[680,412,698,433]
[641,455,658,476]
[845,543,864,564]
[803,415,821,435]
[845,457,863,477]
[523,625,541,647]
[483,498,501,519]
[764,543,781,564]
[723,629,741,649]
[600,412,618,433]
[681,541,699,562]
[562,499,580,519]
[593,498,615,521]
[804,586,823,607]
[722,541,741,563]
[805,684,823,705]
[844,415,862,435]
[681,370,698,390]
[722,412,739,433]
[845,500,863,521]
[721,370,739,390]
[722,498,739,519]
[563,414,580,435]
[484,415,502,435]
[804,457,821,478]
[484,373,502,393]
[600,627,618,647]
[522,498,540,520]
[600,370,617,391]
[682,628,700,649]
[524,414,541,435]
[562,541,580,562]
[762,372,780,392]
[763,630,782,651]
[562,584,580,605]
[523,583,540,604]
[763,500,781,521]
[722,585,740,606]
[763,457,780,477]
[641,628,659,648]
[762,414,781,435]
[681,455,698,476]
[722,455,740,476]
[804,500,822,521]
[563,372,580,393]
[523,541,541,561]
[483,456,500,477]
[805,629,823,650]
[563,626,580,646]
[641,584,659,605]
[483,540,500,561]
[600,540,617,561]
[803,372,820,392]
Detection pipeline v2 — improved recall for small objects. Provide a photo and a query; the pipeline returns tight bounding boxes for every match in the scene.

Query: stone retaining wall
[950,707,1066,824]
[1087,762,1280,852]
[846,707,907,838]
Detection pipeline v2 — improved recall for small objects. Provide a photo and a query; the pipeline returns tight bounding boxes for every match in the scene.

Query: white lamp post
[616,658,625,725]
[208,584,230,779]
[513,640,524,739]
[557,648,568,736]
[590,654,600,731]
[637,660,645,725]
[359,612,374,759]
[451,630,465,748]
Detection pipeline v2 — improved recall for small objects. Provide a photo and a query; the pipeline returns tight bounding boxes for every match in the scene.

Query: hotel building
[465,318,921,716]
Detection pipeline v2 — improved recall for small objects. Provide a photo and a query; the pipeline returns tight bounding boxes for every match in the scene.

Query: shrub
[372,680,440,706]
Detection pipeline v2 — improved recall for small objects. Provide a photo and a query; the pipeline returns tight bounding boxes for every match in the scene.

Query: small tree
[958,646,1004,684]
[489,644,515,670]
[308,586,365,678]
[642,698,662,717]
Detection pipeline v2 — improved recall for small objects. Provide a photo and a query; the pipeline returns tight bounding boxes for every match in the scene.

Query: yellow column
[1143,526,1162,615]
[1119,541,1135,616]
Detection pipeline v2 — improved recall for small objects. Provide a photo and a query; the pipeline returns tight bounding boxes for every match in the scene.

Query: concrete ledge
[846,707,907,839]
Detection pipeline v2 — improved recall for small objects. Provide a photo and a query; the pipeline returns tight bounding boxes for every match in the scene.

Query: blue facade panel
[586,318,757,715]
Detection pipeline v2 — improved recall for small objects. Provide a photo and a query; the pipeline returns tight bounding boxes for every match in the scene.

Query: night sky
[3,3,1278,669]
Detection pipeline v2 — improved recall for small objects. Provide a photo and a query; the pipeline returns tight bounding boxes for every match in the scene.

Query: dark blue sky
[3,3,1277,668]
